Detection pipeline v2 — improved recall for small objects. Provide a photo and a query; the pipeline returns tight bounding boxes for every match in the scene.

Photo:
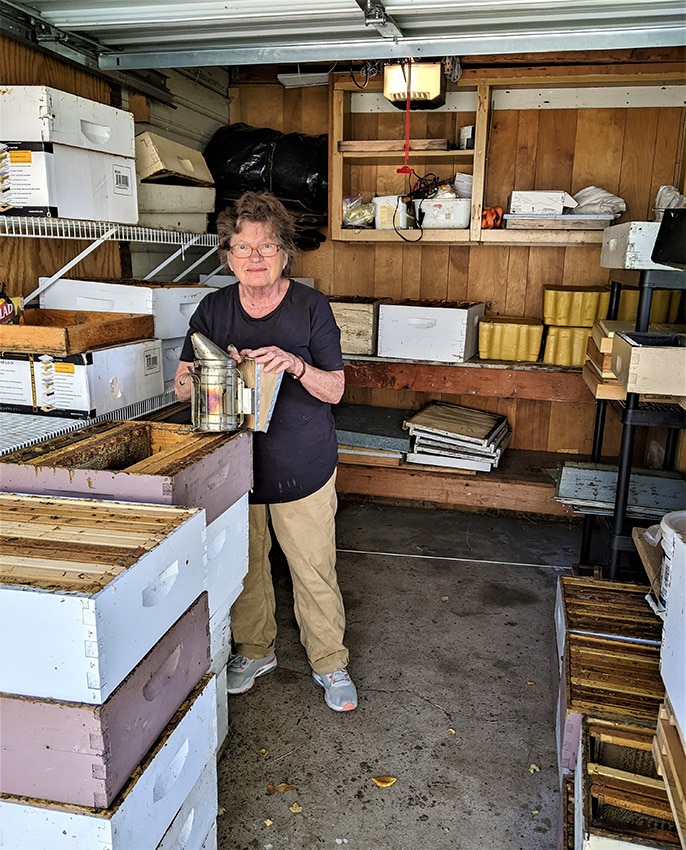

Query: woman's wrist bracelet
[292,355,307,380]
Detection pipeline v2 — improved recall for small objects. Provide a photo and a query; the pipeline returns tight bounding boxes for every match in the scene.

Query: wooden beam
[344,359,592,402]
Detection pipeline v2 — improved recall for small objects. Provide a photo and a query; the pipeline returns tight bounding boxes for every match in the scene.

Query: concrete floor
[216,501,582,850]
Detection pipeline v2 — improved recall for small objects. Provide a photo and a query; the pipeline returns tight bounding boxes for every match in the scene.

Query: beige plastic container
[373,195,407,229]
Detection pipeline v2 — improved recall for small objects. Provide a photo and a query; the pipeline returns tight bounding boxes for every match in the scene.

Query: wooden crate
[653,699,686,848]
[329,296,386,355]
[0,308,153,355]
[577,717,680,847]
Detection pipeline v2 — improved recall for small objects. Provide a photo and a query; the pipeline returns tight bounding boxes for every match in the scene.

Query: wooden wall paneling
[297,241,335,291]
[418,245,450,301]
[235,84,285,128]
[534,109,578,190]
[619,108,660,221]
[510,399,551,450]
[561,246,607,287]
[512,110,541,201]
[546,400,596,453]
[466,243,509,313]
[503,246,530,315]
[447,246,471,302]
[483,108,519,208]
[371,245,404,298]
[400,245,422,300]
[332,244,376,296]
[572,107,626,194]
[525,246,565,317]
[0,37,111,102]
[651,107,686,198]
[283,87,329,135]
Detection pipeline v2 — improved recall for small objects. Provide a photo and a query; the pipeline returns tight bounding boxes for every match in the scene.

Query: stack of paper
[403,402,511,472]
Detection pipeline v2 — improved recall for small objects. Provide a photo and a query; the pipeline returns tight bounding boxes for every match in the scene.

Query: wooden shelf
[344,358,591,403]
[336,449,572,517]
[335,227,472,243]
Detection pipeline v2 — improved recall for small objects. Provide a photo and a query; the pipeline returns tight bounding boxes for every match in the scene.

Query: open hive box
[0,420,252,524]
[0,309,154,355]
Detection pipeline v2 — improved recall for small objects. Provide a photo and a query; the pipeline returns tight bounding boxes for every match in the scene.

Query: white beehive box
[0,85,137,222]
[0,493,207,703]
[137,181,215,213]
[378,301,485,363]
[611,331,686,396]
[155,756,218,850]
[600,221,675,270]
[39,277,216,340]
[0,338,164,419]
[0,676,216,850]
[206,492,249,618]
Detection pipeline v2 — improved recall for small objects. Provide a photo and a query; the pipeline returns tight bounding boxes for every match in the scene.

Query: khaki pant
[230,472,348,676]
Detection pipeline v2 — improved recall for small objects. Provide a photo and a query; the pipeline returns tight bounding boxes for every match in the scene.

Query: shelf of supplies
[339,150,474,162]
[0,216,219,247]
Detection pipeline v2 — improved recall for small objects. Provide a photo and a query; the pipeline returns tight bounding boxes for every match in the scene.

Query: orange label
[9,150,32,163]
[54,362,75,374]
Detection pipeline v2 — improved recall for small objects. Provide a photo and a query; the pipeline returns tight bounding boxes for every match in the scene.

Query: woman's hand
[174,361,195,402]
[242,346,345,404]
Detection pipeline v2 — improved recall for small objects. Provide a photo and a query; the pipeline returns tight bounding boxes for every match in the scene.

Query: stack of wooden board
[334,403,409,466]
[403,402,511,472]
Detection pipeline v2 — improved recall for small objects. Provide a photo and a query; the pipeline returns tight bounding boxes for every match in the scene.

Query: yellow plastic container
[543,325,592,367]
[617,288,682,324]
[478,316,543,362]
[543,286,611,327]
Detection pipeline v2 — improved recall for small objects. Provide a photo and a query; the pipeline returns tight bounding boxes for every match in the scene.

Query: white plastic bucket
[414,197,470,229]
[373,195,407,230]
[659,509,686,607]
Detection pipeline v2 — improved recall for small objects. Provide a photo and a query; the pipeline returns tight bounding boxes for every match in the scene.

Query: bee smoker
[186,332,252,432]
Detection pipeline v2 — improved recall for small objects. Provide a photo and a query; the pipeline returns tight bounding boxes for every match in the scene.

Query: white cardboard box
[39,277,216,339]
[137,181,215,213]
[0,85,137,222]
[136,131,214,185]
[0,496,207,703]
[0,338,164,419]
[509,191,577,215]
[660,523,686,745]
[0,676,216,850]
[600,221,675,270]
[611,331,686,396]
[161,335,184,390]
[377,301,485,363]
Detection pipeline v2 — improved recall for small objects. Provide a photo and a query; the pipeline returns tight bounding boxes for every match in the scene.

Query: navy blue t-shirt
[181,281,344,504]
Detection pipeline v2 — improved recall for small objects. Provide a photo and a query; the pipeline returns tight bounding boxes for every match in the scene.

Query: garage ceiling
[2,0,685,73]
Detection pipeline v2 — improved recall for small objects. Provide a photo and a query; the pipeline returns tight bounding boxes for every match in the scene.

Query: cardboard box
[611,331,686,395]
[377,301,485,363]
[509,191,577,215]
[137,180,215,213]
[0,338,164,419]
[136,131,214,185]
[0,308,153,356]
[329,296,385,355]
[601,221,675,270]
[39,277,216,339]
[0,85,137,222]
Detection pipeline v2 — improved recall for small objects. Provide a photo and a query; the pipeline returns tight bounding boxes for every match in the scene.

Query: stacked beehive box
[0,493,218,849]
[554,576,681,848]
[0,419,253,751]
[39,276,219,391]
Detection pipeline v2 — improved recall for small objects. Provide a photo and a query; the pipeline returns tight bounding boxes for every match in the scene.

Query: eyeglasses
[228,242,281,258]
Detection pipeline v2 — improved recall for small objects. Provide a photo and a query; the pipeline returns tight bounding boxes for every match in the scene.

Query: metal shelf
[0,216,219,247]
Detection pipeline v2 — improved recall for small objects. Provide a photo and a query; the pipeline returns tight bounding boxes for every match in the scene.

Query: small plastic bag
[342,194,375,227]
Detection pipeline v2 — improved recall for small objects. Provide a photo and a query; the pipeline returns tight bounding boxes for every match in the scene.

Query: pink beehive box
[0,420,252,525]
[0,675,217,850]
[0,593,210,808]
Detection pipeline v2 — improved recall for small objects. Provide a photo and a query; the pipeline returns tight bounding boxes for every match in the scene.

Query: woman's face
[227,221,287,290]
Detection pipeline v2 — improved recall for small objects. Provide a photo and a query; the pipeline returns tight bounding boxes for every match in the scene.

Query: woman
[175,191,357,712]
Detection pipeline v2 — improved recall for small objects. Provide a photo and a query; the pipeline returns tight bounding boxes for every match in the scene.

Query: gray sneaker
[226,654,277,694]
[312,668,358,712]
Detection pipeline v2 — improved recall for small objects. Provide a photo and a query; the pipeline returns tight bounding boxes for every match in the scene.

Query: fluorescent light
[277,72,330,88]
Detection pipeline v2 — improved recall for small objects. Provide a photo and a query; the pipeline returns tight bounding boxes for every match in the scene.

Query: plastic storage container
[373,195,407,229]
[659,510,686,607]
[413,198,470,229]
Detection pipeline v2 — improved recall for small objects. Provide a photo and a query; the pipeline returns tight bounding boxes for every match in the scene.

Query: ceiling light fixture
[383,60,446,110]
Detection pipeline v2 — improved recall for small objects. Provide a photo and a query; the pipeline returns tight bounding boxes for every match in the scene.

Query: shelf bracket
[23,226,119,304]
[172,245,220,282]
[143,236,202,279]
